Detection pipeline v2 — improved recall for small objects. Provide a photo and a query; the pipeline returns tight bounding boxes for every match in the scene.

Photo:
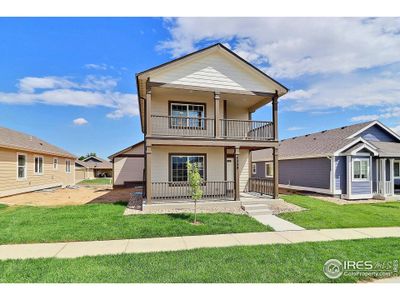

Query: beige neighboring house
[137,43,288,205]
[109,141,145,187]
[0,126,76,198]
[74,155,112,182]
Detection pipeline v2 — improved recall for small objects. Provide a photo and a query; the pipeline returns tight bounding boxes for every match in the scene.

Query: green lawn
[0,238,398,283]
[77,178,112,185]
[280,194,400,229]
[0,203,270,245]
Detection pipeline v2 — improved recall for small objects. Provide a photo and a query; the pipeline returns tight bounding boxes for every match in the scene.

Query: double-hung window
[170,103,205,129]
[265,162,274,178]
[66,160,71,173]
[170,154,205,182]
[34,156,43,175]
[353,158,369,181]
[394,161,400,178]
[53,158,58,170]
[252,163,257,175]
[17,154,27,179]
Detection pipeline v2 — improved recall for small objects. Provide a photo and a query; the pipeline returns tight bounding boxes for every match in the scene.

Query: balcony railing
[151,115,275,141]
[151,115,214,137]
[221,119,274,141]
[245,177,274,196]
[152,181,234,201]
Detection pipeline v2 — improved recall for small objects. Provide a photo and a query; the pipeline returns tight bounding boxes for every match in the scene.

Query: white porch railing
[377,180,393,196]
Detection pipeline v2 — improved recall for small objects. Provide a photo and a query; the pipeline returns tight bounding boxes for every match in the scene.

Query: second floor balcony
[150,115,274,141]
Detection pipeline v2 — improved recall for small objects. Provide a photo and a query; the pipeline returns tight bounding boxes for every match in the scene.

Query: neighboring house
[108,141,145,187]
[137,43,288,204]
[0,126,76,198]
[252,121,400,200]
[75,156,112,181]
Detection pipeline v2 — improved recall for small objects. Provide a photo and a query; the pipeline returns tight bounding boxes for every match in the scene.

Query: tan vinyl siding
[239,149,250,192]
[152,88,214,117]
[151,146,224,182]
[123,143,144,155]
[150,51,277,93]
[114,157,144,185]
[0,147,75,197]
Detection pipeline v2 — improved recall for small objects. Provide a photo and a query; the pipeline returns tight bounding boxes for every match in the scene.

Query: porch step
[241,203,273,216]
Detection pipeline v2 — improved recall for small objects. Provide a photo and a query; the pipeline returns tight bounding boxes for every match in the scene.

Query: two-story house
[136,43,288,206]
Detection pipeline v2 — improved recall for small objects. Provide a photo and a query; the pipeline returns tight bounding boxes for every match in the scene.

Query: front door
[226,158,234,182]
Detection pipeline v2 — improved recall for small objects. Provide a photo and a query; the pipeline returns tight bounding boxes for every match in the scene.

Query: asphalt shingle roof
[0,126,76,158]
[252,121,375,162]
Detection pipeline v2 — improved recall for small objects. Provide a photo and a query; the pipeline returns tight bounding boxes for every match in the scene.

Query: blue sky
[1,17,400,158]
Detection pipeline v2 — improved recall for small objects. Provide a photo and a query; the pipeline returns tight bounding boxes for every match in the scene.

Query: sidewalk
[0,227,399,260]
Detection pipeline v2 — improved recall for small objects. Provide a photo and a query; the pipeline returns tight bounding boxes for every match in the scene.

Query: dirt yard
[0,186,141,206]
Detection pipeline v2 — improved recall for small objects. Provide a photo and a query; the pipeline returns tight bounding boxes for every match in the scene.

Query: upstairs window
[353,158,369,181]
[34,156,43,175]
[170,103,205,129]
[17,154,27,179]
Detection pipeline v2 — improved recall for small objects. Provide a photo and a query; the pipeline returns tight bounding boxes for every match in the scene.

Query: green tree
[187,162,203,224]
[79,152,97,160]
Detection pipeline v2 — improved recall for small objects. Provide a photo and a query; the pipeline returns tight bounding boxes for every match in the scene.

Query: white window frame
[169,154,205,182]
[265,162,274,178]
[170,102,206,129]
[65,160,71,173]
[352,158,370,181]
[394,160,400,178]
[34,155,44,175]
[16,152,27,180]
[251,163,256,175]
[53,158,58,170]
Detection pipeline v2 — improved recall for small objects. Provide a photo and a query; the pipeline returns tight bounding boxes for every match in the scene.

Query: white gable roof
[137,43,288,96]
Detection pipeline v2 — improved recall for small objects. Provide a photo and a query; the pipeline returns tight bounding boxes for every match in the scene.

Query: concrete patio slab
[182,234,240,249]
[232,232,291,245]
[319,228,371,240]
[0,242,66,260]
[276,230,334,243]
[56,240,128,258]
[125,237,186,253]
[354,227,400,238]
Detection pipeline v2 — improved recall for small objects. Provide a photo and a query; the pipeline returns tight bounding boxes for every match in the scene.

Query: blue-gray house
[251,121,400,200]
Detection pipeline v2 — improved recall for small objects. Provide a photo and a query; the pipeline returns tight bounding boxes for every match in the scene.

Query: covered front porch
[374,158,400,199]
[144,144,278,204]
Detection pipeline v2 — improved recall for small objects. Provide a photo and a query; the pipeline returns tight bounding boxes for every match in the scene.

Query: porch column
[273,146,279,199]
[272,91,278,141]
[234,146,240,201]
[145,89,152,137]
[145,145,152,204]
[214,92,220,138]
[380,158,387,196]
[390,158,395,196]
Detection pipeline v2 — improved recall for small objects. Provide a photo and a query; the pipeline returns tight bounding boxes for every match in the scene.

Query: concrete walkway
[253,215,305,231]
[0,227,399,260]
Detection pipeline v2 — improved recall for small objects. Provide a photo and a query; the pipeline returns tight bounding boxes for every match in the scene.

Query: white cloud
[280,70,400,112]
[287,126,306,131]
[84,63,110,70]
[351,107,400,122]
[18,76,77,93]
[0,75,138,119]
[73,118,88,126]
[160,17,400,78]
